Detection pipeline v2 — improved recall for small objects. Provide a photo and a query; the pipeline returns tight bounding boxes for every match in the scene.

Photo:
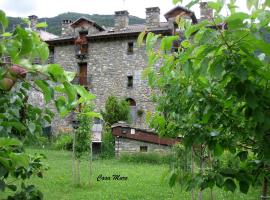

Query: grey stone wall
[114,11,129,30]
[146,7,160,28]
[115,137,171,155]
[52,37,156,130]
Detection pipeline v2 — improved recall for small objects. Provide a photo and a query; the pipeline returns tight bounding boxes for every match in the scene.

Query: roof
[37,30,59,41]
[111,122,180,146]
[164,5,197,24]
[46,22,171,44]
[70,17,105,31]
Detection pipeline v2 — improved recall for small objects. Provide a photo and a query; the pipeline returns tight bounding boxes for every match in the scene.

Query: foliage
[53,133,73,151]
[7,13,145,36]
[0,138,46,199]
[74,104,93,159]
[119,152,173,164]
[100,128,115,159]
[0,10,98,199]
[101,95,130,126]
[139,0,270,197]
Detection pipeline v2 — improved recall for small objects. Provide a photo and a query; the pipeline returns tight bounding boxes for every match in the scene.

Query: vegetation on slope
[7,12,145,35]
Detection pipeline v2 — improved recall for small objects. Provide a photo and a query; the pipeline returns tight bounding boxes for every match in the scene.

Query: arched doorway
[126,98,137,123]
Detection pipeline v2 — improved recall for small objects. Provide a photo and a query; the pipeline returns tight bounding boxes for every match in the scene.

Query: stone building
[112,122,179,156]
[29,4,211,144]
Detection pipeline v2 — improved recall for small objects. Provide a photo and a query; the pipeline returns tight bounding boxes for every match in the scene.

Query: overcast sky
[0,0,247,21]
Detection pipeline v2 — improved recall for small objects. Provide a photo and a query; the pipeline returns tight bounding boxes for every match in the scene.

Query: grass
[9,148,262,200]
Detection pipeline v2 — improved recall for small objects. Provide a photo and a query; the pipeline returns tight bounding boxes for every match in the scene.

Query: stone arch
[126,98,137,123]
[126,98,136,106]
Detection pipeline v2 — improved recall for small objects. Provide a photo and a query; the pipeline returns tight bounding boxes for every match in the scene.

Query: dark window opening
[140,146,148,152]
[127,42,134,54]
[127,76,133,88]
[48,47,54,64]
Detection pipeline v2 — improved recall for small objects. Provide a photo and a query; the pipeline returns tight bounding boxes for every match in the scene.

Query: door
[79,63,87,85]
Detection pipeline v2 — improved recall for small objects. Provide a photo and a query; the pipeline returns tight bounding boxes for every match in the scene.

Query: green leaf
[237,151,248,161]
[160,36,179,52]
[84,112,102,119]
[1,32,12,37]
[169,171,177,187]
[185,0,199,9]
[208,1,223,13]
[46,64,65,82]
[224,178,236,192]
[226,12,249,29]
[7,184,17,192]
[0,10,8,29]
[55,96,68,117]
[0,138,22,147]
[185,20,209,39]
[35,80,54,104]
[137,31,146,47]
[181,40,191,48]
[63,81,76,103]
[37,42,49,63]
[1,121,25,132]
[239,180,249,194]
[36,22,47,28]
[28,122,36,134]
[173,0,182,5]
[214,143,224,156]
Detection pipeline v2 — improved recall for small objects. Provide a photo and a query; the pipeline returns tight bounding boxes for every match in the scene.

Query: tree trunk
[261,177,269,200]
[88,140,92,188]
[191,146,195,200]
[198,145,203,200]
[72,131,76,185]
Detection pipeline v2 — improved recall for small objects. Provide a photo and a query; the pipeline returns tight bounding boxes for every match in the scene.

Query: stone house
[112,122,179,155]
[29,4,212,146]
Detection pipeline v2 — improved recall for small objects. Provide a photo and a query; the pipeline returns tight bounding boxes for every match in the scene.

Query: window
[127,76,133,88]
[127,42,134,54]
[140,146,148,152]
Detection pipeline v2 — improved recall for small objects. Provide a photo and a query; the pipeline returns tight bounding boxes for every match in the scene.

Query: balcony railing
[75,44,88,60]
[71,75,92,86]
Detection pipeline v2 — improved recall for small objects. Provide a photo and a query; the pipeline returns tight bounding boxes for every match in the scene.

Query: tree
[139,0,270,198]
[72,104,95,186]
[101,95,130,126]
[100,96,130,158]
[0,10,98,199]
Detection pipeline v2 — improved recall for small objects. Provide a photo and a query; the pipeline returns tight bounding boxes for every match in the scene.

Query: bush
[53,133,73,151]
[100,128,115,159]
[119,152,173,164]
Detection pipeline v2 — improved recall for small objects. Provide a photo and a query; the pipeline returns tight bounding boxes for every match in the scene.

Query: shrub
[100,128,115,159]
[54,133,73,151]
[101,95,130,126]
[119,152,173,164]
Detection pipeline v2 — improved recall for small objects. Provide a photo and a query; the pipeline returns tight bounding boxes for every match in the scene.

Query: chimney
[61,20,73,36]
[28,15,38,31]
[146,7,160,28]
[200,2,213,20]
[114,10,129,30]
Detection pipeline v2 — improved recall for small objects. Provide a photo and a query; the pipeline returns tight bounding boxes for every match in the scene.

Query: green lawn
[14,148,261,200]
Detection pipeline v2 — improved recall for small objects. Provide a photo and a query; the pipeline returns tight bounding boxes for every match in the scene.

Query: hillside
[7,12,145,36]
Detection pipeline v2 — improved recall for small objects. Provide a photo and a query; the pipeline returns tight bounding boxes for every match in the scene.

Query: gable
[71,17,105,35]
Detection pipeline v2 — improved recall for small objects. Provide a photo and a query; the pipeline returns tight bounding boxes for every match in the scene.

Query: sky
[0,0,247,21]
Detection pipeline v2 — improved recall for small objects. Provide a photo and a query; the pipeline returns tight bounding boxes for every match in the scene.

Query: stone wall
[115,137,171,155]
[53,37,156,130]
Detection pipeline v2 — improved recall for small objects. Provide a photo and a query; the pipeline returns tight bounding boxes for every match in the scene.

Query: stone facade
[29,5,202,135]
[115,138,171,155]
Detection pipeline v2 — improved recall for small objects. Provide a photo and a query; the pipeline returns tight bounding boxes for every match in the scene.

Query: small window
[127,76,133,88]
[140,146,148,152]
[127,42,134,54]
